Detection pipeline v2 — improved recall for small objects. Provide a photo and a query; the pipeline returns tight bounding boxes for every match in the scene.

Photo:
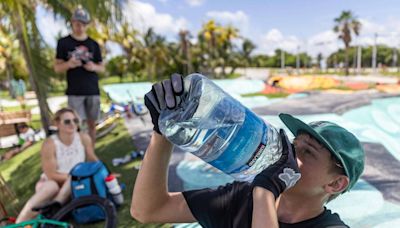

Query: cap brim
[279,113,349,177]
[72,18,90,24]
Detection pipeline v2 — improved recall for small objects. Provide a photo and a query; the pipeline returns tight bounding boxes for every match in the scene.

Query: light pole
[357,41,362,75]
[315,41,333,73]
[372,33,378,74]
[296,45,300,75]
[281,49,285,69]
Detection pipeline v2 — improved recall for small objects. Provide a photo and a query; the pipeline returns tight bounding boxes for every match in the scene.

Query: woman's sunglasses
[63,118,80,125]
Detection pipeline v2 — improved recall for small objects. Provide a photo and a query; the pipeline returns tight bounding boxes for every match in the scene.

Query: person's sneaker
[32,201,62,218]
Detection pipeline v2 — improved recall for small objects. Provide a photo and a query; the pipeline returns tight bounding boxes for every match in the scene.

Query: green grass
[225,73,242,79]
[0,90,10,99]
[100,75,148,86]
[1,105,35,112]
[0,120,170,227]
[242,92,289,99]
[382,71,400,78]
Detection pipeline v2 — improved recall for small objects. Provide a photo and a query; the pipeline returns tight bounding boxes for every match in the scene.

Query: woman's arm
[41,138,68,185]
[80,133,98,161]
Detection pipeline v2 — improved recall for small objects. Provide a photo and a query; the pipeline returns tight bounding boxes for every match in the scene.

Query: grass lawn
[0,119,170,227]
[242,92,289,98]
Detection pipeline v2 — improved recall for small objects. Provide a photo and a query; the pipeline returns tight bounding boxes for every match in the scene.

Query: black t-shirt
[56,35,102,95]
[183,181,349,228]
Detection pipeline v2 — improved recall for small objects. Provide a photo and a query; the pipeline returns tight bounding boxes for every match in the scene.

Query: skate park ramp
[102,79,265,103]
[105,80,400,227]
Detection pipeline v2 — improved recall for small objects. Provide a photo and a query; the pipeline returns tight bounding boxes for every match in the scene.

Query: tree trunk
[221,62,226,77]
[229,65,237,75]
[14,3,52,135]
[344,45,350,76]
[182,42,193,75]
[146,53,153,81]
[5,62,14,97]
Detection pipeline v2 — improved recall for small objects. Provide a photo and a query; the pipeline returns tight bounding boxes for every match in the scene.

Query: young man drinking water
[131,74,365,227]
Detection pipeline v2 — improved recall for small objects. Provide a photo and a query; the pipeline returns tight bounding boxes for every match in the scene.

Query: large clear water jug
[159,73,282,182]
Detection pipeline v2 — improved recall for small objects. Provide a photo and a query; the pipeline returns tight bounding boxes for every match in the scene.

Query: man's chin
[283,182,302,195]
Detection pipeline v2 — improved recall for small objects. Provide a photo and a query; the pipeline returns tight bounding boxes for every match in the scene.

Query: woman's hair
[53,107,80,123]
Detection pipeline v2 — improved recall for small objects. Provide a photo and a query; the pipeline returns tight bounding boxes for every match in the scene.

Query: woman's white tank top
[50,132,86,174]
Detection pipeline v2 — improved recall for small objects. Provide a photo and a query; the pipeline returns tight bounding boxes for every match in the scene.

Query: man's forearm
[54,61,70,73]
[131,132,174,216]
[93,62,105,73]
[252,187,279,228]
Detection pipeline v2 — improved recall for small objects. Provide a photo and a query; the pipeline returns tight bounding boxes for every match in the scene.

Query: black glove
[144,73,184,134]
[252,129,301,199]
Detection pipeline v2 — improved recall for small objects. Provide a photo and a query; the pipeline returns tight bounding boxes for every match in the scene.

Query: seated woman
[16,107,99,223]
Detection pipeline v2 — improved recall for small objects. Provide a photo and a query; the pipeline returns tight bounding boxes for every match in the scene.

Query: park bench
[0,110,31,147]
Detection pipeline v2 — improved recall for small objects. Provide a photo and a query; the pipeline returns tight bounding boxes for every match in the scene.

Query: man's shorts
[68,95,100,121]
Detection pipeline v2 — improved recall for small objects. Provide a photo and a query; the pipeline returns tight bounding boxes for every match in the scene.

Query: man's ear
[324,175,349,194]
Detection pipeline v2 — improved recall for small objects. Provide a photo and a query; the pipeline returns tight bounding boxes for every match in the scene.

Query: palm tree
[179,30,193,75]
[199,20,219,76]
[153,36,169,80]
[0,0,123,135]
[241,39,256,68]
[0,24,25,96]
[110,23,143,81]
[87,23,111,58]
[333,10,361,75]
[199,20,241,77]
[143,28,157,81]
[218,25,239,77]
[143,28,169,81]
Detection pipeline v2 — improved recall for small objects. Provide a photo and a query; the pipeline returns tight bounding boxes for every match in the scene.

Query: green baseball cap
[279,113,365,191]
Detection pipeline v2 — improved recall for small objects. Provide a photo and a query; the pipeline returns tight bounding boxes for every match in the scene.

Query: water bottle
[158,73,283,182]
[105,175,124,205]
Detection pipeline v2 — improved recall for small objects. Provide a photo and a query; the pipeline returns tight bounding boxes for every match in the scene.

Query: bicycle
[2,195,117,228]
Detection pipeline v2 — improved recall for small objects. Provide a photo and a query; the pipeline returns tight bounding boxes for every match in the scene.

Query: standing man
[54,7,104,145]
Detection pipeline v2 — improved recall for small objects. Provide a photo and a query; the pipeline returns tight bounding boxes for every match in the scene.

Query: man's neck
[276,192,325,224]
[71,33,88,41]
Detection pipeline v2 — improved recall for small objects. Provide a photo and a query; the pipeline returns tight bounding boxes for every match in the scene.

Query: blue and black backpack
[70,161,112,224]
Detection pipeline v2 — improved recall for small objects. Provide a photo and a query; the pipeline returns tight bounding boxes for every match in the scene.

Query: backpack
[70,161,111,224]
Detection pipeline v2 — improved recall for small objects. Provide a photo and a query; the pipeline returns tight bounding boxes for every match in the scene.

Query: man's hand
[252,129,301,199]
[67,55,82,69]
[83,61,96,72]
[144,73,184,134]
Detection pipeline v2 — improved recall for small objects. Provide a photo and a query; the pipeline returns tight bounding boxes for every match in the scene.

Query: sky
[36,0,400,58]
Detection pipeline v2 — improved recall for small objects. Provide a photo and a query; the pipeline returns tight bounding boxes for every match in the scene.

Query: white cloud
[36,6,68,47]
[356,18,400,47]
[123,1,189,38]
[185,0,205,7]
[206,10,249,35]
[307,30,340,57]
[256,17,400,58]
[257,29,302,55]
[359,19,386,35]
[206,11,248,25]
